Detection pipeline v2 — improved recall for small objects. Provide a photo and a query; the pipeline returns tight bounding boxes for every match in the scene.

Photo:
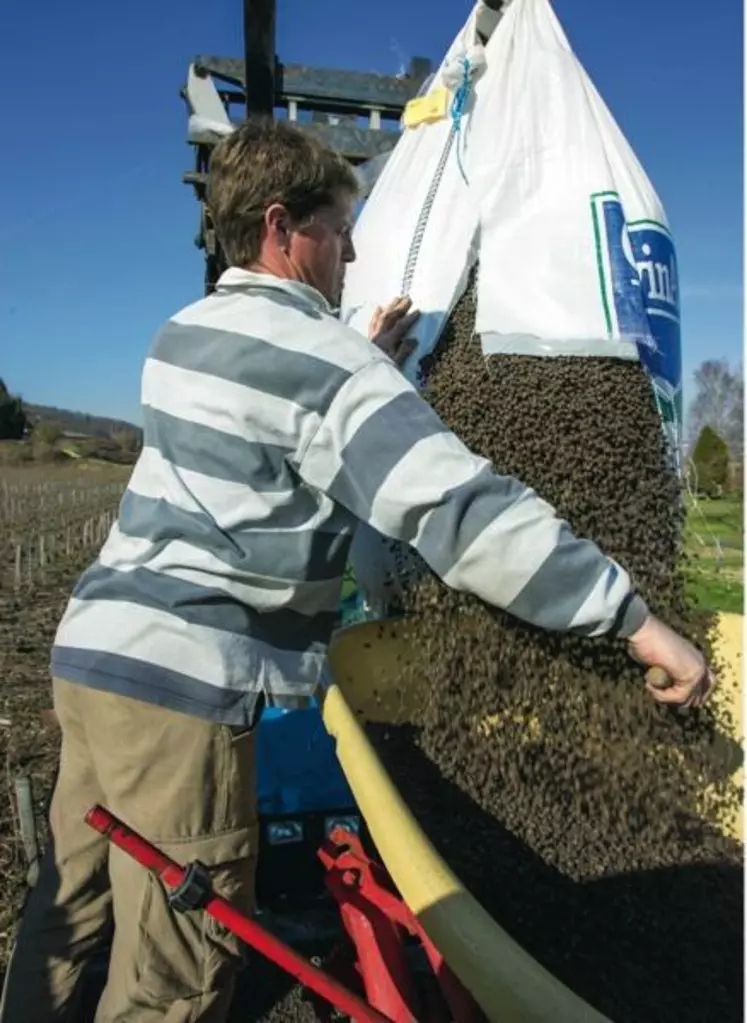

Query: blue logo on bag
[592,192,682,436]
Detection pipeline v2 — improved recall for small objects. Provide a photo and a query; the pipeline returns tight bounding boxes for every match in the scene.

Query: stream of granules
[366,275,743,1023]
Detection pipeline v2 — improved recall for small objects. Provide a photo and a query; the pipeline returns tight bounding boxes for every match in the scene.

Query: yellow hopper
[324,613,743,1022]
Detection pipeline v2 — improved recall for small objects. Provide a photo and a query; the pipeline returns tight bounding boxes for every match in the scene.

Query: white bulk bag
[341,0,682,614]
[341,3,491,382]
[470,0,681,441]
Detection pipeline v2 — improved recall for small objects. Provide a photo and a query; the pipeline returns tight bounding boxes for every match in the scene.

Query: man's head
[207,118,359,305]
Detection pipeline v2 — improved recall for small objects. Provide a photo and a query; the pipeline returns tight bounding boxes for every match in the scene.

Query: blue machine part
[255,569,373,818]
[256,703,355,816]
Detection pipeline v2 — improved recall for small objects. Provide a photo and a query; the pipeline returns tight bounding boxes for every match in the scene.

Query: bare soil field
[0,462,129,971]
[0,461,325,1021]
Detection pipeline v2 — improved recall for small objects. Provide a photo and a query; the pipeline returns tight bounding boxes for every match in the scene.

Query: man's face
[287,192,357,306]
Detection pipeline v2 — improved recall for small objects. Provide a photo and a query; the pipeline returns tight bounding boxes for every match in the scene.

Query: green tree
[0,378,27,440]
[691,425,731,497]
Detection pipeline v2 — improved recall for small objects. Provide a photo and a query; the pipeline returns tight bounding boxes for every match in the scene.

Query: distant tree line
[0,381,141,442]
[0,378,143,464]
[23,403,142,441]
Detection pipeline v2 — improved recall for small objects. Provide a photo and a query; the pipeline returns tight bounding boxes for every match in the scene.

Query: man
[1,118,713,1022]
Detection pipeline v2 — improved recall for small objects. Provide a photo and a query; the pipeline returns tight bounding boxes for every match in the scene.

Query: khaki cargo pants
[0,678,258,1022]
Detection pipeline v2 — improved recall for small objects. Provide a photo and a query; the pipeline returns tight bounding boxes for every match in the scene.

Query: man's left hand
[369,296,420,367]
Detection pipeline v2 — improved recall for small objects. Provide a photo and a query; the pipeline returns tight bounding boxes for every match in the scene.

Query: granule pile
[366,275,743,1023]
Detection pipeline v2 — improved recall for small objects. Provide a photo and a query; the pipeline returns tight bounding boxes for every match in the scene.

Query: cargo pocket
[135,825,258,1006]
[220,724,259,834]
[202,845,259,995]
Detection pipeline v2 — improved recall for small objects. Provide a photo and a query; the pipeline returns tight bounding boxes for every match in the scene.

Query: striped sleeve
[297,358,649,637]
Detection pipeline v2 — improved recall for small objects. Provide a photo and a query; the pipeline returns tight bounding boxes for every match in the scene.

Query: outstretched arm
[297,354,713,707]
[298,356,646,638]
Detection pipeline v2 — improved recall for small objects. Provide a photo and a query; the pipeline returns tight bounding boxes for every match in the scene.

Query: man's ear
[264,203,290,251]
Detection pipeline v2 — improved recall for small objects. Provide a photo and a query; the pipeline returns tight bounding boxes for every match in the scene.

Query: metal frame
[181,0,432,292]
[86,804,485,1023]
[319,829,485,1023]
[86,805,389,1022]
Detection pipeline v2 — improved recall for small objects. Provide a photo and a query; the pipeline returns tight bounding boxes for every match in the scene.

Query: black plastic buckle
[168,860,213,913]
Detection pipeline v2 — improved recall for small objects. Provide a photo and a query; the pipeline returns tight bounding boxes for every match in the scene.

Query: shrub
[31,421,64,445]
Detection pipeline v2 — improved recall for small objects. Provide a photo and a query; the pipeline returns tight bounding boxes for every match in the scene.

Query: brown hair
[207,117,359,268]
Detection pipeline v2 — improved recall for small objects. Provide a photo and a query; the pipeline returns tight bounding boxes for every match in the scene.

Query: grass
[684,495,744,614]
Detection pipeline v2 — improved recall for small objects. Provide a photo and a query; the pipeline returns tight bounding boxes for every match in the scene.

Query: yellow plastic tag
[402,86,450,129]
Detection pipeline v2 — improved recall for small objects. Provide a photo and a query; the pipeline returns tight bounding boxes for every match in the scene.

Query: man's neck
[247,256,289,280]
[218,266,337,316]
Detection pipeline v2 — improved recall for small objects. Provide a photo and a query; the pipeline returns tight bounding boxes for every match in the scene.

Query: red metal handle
[85,805,391,1023]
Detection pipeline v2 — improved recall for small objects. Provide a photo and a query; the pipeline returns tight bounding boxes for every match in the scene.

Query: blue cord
[450,56,472,184]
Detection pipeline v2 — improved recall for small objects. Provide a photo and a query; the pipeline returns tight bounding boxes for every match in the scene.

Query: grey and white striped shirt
[51,268,648,726]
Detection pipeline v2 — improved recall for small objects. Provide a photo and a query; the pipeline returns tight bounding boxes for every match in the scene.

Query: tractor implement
[85,803,484,1023]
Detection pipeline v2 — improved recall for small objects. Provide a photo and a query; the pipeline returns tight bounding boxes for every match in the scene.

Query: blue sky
[1,0,742,425]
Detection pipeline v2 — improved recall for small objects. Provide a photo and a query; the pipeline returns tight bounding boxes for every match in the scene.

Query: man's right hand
[627,614,715,708]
